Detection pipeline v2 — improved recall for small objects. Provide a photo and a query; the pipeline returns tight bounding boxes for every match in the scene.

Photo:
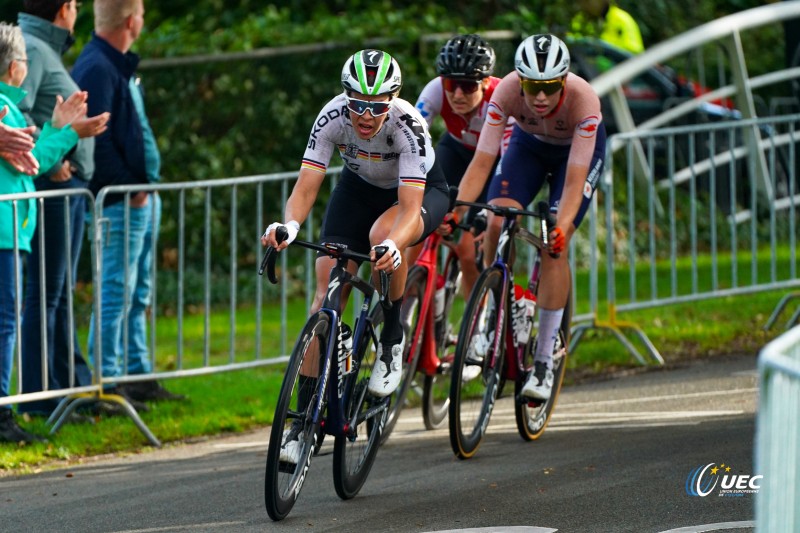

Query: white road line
[558,387,758,408]
[657,521,755,532]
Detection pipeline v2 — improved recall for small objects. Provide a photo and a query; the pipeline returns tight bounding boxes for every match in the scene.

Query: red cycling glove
[548,227,565,255]
[442,211,460,235]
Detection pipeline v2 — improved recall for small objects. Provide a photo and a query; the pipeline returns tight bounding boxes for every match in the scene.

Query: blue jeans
[20,177,92,414]
[0,250,24,400]
[88,193,161,382]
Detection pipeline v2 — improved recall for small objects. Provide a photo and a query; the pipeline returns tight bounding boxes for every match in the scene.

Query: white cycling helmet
[341,49,402,96]
[515,34,570,80]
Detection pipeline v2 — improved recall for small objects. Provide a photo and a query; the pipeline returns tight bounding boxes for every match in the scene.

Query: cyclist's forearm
[284,169,325,224]
[558,165,587,233]
[456,150,495,203]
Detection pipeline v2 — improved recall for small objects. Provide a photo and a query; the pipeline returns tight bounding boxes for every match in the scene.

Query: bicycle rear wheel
[381,265,426,444]
[448,267,505,459]
[515,293,571,441]
[333,304,387,500]
[422,252,461,430]
[264,312,329,521]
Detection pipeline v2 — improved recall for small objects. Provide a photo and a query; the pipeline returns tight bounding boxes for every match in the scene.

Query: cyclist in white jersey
[262,49,449,401]
[455,34,606,402]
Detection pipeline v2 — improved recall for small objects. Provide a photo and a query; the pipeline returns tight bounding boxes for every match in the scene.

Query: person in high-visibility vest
[570,0,644,55]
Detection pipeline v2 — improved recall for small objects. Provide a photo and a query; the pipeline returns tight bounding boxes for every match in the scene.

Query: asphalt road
[0,354,760,533]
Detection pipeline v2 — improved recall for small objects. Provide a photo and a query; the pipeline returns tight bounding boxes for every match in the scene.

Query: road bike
[448,201,572,459]
[260,228,391,520]
[380,213,485,441]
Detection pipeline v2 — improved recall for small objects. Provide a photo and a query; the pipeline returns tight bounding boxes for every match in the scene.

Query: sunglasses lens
[521,79,563,96]
[347,98,391,116]
[369,102,391,115]
[443,78,481,94]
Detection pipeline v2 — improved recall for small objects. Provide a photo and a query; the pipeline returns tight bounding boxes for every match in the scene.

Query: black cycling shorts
[319,163,449,256]
[436,133,498,222]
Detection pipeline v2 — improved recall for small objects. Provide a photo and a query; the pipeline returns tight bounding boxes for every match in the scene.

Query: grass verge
[0,283,793,475]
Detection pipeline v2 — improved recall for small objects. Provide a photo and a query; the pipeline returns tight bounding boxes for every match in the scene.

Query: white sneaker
[367,337,405,398]
[521,361,554,401]
[279,429,301,464]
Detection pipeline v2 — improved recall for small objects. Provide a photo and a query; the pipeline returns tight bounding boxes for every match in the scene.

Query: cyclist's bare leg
[369,205,425,345]
[456,230,480,299]
[533,226,574,364]
[404,241,424,268]
[483,197,522,268]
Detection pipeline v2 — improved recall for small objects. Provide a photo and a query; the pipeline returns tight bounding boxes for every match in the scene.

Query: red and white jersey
[415,76,512,154]
[476,72,602,167]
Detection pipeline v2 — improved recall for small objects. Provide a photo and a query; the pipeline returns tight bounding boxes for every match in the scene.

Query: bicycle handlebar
[455,199,560,258]
[258,227,392,306]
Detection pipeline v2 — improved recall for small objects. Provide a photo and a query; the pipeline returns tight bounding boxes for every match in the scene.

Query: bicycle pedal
[517,393,544,407]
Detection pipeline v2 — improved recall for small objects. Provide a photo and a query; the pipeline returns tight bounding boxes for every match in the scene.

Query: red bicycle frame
[405,231,459,376]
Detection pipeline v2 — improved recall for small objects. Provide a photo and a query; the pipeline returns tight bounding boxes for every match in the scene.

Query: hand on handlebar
[548,227,566,255]
[437,211,460,236]
[261,220,299,250]
[371,239,401,273]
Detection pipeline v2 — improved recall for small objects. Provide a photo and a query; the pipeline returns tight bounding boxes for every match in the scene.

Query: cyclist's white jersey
[301,93,436,191]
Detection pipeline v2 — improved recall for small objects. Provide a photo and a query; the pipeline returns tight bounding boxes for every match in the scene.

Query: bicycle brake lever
[258,226,289,283]
[372,245,392,309]
[536,201,560,259]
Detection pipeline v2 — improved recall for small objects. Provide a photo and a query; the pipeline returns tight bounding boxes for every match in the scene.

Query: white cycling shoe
[367,336,405,398]
[279,429,302,464]
[521,361,554,401]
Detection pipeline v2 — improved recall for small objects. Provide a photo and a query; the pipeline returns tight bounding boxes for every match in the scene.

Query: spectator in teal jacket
[17,0,98,416]
[0,21,108,444]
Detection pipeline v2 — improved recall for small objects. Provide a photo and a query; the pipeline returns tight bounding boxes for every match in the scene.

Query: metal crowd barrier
[755,325,800,533]
[3,111,798,443]
[0,188,101,409]
[571,114,800,365]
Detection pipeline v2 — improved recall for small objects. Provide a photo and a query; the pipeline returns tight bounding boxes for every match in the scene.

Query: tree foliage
[0,0,780,303]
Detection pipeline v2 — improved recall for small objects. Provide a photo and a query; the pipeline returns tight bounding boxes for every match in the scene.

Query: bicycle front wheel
[448,267,505,459]
[422,251,461,430]
[333,304,386,500]
[381,265,426,444]
[264,312,329,521]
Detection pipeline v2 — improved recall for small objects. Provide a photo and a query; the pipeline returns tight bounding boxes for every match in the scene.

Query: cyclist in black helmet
[415,33,513,297]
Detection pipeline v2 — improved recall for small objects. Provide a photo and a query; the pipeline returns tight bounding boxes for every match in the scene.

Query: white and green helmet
[341,49,402,96]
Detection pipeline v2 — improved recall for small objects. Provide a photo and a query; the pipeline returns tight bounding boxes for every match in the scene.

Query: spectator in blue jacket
[0,21,107,444]
[72,0,182,409]
[17,0,97,417]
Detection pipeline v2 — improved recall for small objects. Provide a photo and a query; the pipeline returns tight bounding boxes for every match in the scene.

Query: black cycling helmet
[436,34,496,80]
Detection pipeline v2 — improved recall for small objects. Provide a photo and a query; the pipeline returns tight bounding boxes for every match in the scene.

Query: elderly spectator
[0,21,107,444]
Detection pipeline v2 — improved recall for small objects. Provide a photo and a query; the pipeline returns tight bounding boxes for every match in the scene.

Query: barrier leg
[764,292,800,331]
[48,391,162,448]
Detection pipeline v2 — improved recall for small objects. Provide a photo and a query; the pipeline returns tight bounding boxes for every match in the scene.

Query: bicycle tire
[332,303,386,500]
[448,266,505,459]
[422,252,460,430]
[380,265,426,444]
[514,291,572,441]
[264,312,329,521]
